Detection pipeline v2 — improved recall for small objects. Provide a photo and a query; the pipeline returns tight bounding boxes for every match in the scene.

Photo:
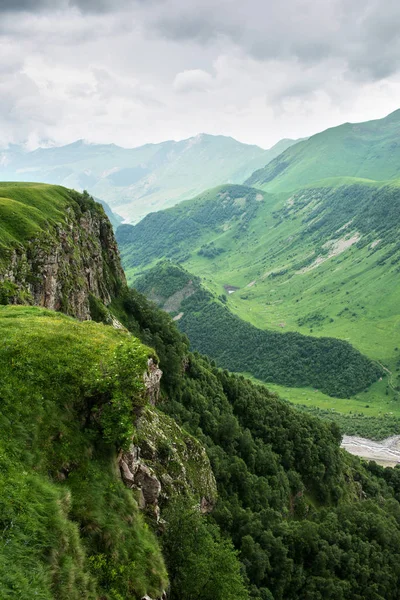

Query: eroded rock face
[119,404,217,519]
[120,444,162,520]
[0,206,125,320]
[144,358,163,405]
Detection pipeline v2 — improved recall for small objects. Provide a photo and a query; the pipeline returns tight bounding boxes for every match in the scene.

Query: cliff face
[120,404,218,521]
[0,184,222,600]
[0,192,125,320]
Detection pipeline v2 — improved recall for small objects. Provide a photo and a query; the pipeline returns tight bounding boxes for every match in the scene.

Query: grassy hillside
[0,183,125,318]
[246,109,400,192]
[118,179,400,424]
[110,285,400,600]
[5,181,400,598]
[0,183,249,600]
[0,182,89,260]
[7,298,400,599]
[0,306,168,600]
[0,136,300,222]
[0,182,116,264]
[134,262,381,397]
[117,184,267,273]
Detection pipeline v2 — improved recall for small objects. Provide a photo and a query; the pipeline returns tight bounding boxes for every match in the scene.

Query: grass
[0,182,106,264]
[0,305,168,600]
[119,178,400,426]
[246,108,400,192]
[0,183,71,251]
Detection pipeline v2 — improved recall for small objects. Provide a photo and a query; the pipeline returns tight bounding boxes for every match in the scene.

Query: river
[341,435,400,467]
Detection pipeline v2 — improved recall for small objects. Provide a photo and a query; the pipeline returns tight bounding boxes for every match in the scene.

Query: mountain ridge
[246,108,400,192]
[0,135,301,222]
[117,176,400,428]
[3,182,400,599]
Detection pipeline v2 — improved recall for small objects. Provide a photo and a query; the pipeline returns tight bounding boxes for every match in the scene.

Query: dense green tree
[162,500,249,600]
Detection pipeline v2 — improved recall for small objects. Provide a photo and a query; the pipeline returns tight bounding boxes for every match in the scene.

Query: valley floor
[341,434,400,467]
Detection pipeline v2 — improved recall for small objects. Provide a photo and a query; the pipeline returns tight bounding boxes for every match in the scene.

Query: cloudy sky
[1,0,400,149]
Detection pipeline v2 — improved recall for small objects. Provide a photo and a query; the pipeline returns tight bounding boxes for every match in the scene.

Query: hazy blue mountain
[0,135,300,222]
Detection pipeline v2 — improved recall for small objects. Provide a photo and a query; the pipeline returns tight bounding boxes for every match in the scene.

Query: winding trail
[374,360,395,392]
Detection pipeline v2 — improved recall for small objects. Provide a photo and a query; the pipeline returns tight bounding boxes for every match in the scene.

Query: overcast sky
[1,0,400,149]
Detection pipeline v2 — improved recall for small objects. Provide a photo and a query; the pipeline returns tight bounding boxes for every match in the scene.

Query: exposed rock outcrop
[120,444,162,520]
[144,358,163,405]
[0,203,125,320]
[119,405,217,519]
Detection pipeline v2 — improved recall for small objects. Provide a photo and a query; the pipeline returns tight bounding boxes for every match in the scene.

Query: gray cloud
[0,0,399,150]
[0,0,56,10]
[148,0,400,82]
[2,0,400,82]
[0,0,156,13]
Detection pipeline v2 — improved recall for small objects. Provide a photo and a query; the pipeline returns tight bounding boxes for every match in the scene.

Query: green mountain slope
[117,184,266,268]
[246,109,400,192]
[0,136,300,222]
[0,182,82,255]
[134,262,381,397]
[4,182,400,599]
[111,286,400,600]
[117,180,400,423]
[0,306,168,599]
[0,182,125,317]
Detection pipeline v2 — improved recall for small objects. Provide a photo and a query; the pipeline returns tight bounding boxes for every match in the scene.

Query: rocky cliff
[0,184,125,320]
[120,404,217,521]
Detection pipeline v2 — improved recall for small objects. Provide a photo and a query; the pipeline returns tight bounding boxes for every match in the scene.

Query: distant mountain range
[0,135,300,222]
[117,109,400,430]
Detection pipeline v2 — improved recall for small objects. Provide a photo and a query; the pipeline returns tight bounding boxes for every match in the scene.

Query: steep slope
[117,184,266,273]
[0,306,168,600]
[4,182,400,599]
[134,262,381,397]
[96,197,124,230]
[246,108,400,192]
[0,185,246,600]
[117,179,400,422]
[111,286,400,600]
[0,136,300,222]
[0,183,125,319]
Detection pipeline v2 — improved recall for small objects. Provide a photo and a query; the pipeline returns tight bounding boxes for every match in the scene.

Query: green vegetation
[0,306,167,600]
[118,178,400,426]
[134,262,381,398]
[134,405,218,507]
[0,184,125,318]
[246,108,400,192]
[1,136,299,222]
[162,500,248,600]
[114,285,400,599]
[117,184,266,270]
[4,178,400,599]
[0,304,247,600]
[0,183,106,263]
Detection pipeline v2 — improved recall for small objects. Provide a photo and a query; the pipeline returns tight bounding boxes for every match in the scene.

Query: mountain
[134,261,381,397]
[0,135,300,222]
[4,182,400,598]
[0,183,125,318]
[117,180,400,431]
[246,109,400,192]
